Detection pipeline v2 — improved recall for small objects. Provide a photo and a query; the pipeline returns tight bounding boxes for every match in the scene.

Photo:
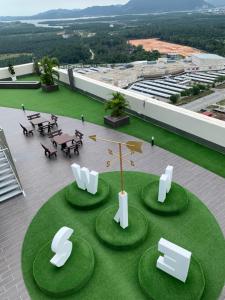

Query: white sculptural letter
[156,238,192,282]
[165,165,173,192]
[71,163,99,195]
[158,165,174,202]
[114,191,128,229]
[50,227,74,268]
[158,174,168,203]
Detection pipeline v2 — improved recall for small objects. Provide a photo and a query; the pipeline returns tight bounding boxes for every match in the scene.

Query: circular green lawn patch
[33,237,94,298]
[22,172,225,300]
[96,205,149,250]
[142,181,189,216]
[66,178,110,210]
[139,246,205,300]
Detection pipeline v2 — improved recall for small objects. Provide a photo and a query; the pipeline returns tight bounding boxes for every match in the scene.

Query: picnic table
[53,134,74,150]
[30,117,49,128]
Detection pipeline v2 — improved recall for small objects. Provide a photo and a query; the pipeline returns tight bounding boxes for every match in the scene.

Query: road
[90,48,95,60]
[182,88,225,111]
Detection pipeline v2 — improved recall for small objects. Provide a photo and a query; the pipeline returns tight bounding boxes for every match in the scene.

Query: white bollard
[50,227,74,268]
[71,163,99,195]
[114,191,128,229]
[156,238,192,282]
[158,174,168,203]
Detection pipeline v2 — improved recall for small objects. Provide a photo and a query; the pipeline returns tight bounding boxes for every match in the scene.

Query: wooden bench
[19,123,34,136]
[48,129,62,137]
[27,113,40,120]
[41,144,57,159]
[73,130,84,146]
[48,129,62,146]
[38,123,51,136]
[62,144,79,158]
[49,114,58,128]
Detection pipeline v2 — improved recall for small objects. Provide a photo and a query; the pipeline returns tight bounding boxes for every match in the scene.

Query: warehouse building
[186,54,225,72]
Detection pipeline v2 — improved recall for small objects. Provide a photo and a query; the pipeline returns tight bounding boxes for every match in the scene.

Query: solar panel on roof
[142,81,184,92]
[156,80,190,89]
[134,83,178,96]
[130,86,171,99]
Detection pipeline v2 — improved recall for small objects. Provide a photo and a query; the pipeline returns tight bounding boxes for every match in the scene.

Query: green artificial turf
[96,205,149,250]
[0,75,225,178]
[22,172,225,300]
[139,246,205,300]
[142,181,189,216]
[66,179,110,210]
[33,237,94,297]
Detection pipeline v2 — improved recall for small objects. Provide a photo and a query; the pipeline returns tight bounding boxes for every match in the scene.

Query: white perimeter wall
[58,68,225,149]
[0,63,34,80]
[0,64,224,149]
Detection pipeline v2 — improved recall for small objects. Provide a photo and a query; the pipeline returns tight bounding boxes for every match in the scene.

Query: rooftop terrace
[0,75,225,179]
[0,74,224,299]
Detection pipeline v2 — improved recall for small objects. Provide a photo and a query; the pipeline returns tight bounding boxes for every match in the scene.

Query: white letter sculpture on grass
[71,163,99,195]
[157,238,192,282]
[50,227,74,268]
[158,165,174,203]
[114,191,128,229]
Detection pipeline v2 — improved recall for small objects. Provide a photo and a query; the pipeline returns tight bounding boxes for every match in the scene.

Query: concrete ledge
[0,81,41,89]
[104,115,130,128]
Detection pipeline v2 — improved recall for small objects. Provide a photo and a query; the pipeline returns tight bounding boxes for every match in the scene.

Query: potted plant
[39,56,59,92]
[104,92,130,128]
[8,64,16,81]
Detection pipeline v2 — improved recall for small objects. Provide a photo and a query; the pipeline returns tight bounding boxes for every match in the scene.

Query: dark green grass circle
[138,246,205,300]
[33,237,95,298]
[66,178,110,210]
[96,205,149,250]
[141,181,189,216]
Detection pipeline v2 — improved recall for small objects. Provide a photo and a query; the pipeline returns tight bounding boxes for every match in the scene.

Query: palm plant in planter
[104,92,130,128]
[8,64,16,81]
[40,56,59,92]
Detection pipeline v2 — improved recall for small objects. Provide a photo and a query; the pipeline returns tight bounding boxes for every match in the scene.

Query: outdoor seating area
[20,113,84,159]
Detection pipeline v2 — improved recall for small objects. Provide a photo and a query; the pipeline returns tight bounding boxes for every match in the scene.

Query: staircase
[0,148,23,202]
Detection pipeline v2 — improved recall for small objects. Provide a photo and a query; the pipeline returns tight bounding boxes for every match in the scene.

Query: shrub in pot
[40,56,59,92]
[104,92,130,128]
[8,64,16,81]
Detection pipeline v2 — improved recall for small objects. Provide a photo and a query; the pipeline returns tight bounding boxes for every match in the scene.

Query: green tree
[170,94,180,104]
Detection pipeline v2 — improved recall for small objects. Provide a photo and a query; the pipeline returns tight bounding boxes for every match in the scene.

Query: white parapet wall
[0,63,34,80]
[58,68,225,149]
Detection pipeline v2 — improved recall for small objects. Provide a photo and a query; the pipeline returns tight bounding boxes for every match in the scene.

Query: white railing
[0,63,34,80]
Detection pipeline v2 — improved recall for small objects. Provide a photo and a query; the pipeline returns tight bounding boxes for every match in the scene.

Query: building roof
[192,53,225,60]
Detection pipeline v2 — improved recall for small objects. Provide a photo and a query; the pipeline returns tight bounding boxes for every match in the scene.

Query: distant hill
[123,0,212,13]
[0,0,213,21]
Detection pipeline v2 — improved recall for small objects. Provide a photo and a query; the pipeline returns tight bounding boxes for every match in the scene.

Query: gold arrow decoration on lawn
[89,135,143,193]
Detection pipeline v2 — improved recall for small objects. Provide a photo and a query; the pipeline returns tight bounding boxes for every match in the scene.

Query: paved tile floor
[0,107,224,300]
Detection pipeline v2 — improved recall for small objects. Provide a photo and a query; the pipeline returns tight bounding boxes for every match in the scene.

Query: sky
[1,0,128,16]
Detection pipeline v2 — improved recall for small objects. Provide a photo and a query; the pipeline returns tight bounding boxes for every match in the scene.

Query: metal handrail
[0,147,24,196]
